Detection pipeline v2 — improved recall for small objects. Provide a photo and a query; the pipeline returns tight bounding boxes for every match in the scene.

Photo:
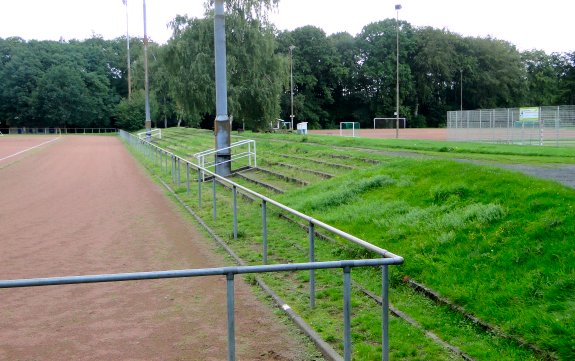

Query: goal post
[340,122,360,137]
[373,118,406,129]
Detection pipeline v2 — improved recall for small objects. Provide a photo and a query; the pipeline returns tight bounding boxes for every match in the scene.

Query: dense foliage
[1,2,574,129]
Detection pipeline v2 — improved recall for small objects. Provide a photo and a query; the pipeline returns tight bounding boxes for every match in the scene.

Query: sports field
[309,128,447,140]
[0,135,312,360]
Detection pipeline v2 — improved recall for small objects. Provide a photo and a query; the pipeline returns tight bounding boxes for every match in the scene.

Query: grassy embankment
[132,128,574,360]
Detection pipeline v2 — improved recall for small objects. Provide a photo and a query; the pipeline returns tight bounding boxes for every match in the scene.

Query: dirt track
[0,136,310,361]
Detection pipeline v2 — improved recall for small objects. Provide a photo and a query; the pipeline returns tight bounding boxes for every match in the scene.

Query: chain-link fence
[447,105,575,146]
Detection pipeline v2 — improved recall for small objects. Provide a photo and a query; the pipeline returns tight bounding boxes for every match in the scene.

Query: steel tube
[198,168,202,207]
[233,186,238,240]
[309,221,315,308]
[186,162,190,193]
[262,200,267,264]
[213,177,217,221]
[227,273,236,361]
[343,266,352,361]
[0,259,400,289]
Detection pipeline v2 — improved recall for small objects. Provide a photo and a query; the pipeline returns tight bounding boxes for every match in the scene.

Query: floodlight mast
[395,4,401,139]
[123,0,131,100]
[289,45,296,131]
[214,0,231,176]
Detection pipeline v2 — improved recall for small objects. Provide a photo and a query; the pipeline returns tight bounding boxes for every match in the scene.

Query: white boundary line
[0,137,61,162]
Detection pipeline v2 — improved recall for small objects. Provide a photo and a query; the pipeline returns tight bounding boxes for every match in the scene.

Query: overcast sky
[0,0,573,54]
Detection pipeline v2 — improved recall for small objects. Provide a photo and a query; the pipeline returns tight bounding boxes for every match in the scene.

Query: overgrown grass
[130,128,575,360]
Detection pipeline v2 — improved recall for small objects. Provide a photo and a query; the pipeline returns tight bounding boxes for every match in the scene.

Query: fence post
[309,221,315,309]
[382,265,390,361]
[226,273,236,361]
[186,162,190,194]
[177,158,181,187]
[213,177,217,221]
[262,200,267,264]
[343,266,352,361]
[233,185,238,240]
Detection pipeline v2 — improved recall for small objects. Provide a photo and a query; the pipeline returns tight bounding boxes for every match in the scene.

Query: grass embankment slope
[148,128,575,360]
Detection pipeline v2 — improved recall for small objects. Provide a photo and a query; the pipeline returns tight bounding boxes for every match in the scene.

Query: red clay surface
[309,128,447,140]
[0,136,60,165]
[0,136,310,361]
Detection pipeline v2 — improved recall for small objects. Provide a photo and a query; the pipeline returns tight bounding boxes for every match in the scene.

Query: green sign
[519,107,539,122]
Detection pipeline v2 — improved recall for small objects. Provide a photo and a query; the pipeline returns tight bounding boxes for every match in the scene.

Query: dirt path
[0,136,312,361]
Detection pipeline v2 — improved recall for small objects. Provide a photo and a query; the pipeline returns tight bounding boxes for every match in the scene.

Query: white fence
[1,127,117,135]
[447,105,575,146]
[194,139,257,180]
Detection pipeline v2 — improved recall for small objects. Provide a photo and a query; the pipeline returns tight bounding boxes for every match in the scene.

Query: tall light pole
[289,45,296,131]
[214,0,231,176]
[460,69,463,111]
[123,0,131,100]
[143,0,151,136]
[395,4,401,139]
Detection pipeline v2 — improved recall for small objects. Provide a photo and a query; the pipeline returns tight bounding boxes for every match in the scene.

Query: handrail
[118,129,404,361]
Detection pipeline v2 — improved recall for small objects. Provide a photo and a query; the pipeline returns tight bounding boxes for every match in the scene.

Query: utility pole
[123,0,131,100]
[289,45,296,131]
[460,69,463,111]
[395,4,402,139]
[143,0,151,137]
[214,0,231,176]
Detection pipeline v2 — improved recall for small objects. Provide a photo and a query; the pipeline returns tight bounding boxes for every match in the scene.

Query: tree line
[1,6,574,131]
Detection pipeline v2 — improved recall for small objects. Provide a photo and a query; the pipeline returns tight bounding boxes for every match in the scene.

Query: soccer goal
[138,128,162,141]
[373,118,407,129]
[340,122,360,137]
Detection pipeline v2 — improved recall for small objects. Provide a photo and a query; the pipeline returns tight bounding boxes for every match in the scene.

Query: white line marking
[0,137,61,162]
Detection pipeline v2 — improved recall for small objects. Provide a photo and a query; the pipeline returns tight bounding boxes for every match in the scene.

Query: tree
[116,89,158,131]
[522,50,561,105]
[355,19,416,126]
[277,26,344,128]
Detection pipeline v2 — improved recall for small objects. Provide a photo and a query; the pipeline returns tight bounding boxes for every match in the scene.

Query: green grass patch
[127,128,575,360]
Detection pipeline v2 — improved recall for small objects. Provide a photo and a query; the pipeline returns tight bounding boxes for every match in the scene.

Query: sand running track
[0,136,310,361]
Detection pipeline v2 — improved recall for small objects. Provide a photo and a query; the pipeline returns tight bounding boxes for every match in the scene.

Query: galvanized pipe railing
[118,130,404,361]
[0,259,401,361]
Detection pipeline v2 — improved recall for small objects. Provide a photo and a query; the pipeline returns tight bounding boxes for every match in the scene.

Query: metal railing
[447,105,575,146]
[0,259,400,361]
[194,139,257,181]
[137,128,162,140]
[118,129,403,360]
[0,127,118,135]
[0,129,403,361]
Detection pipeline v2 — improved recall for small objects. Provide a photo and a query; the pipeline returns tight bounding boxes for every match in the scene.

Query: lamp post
[214,0,231,176]
[143,0,151,137]
[289,45,296,131]
[460,69,463,111]
[395,4,401,139]
[122,0,131,100]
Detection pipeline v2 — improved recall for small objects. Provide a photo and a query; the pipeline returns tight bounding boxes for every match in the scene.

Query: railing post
[226,272,236,361]
[177,158,181,187]
[213,177,217,221]
[382,265,390,361]
[262,200,267,264]
[186,162,190,194]
[232,185,238,240]
[309,221,315,309]
[197,168,202,207]
[343,266,352,361]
